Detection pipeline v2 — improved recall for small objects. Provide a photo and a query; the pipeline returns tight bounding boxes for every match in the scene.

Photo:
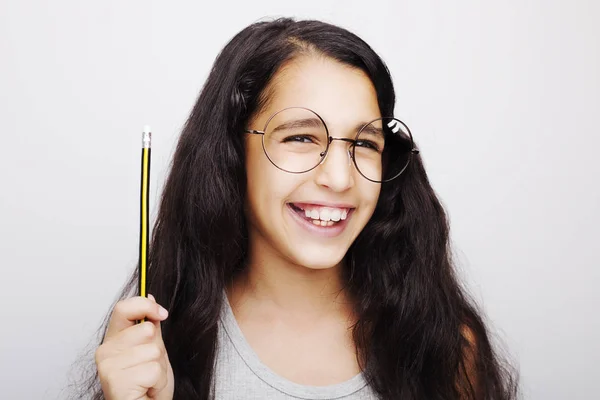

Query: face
[244,55,382,270]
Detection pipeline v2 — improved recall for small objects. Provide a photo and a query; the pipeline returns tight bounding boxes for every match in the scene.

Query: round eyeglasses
[244,107,419,183]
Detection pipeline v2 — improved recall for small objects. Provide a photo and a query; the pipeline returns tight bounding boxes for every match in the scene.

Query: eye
[355,140,381,152]
[282,135,316,144]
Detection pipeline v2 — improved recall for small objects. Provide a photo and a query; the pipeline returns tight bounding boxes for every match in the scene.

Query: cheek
[358,181,381,214]
[245,141,298,221]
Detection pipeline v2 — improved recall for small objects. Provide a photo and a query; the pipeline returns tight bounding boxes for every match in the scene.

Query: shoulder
[461,324,477,349]
[457,324,480,398]
[460,323,478,365]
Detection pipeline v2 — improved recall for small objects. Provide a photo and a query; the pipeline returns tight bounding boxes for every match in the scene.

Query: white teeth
[312,220,334,227]
[319,208,332,221]
[330,209,341,222]
[293,204,351,223]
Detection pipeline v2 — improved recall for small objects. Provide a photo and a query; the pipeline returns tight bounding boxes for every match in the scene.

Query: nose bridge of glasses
[320,136,354,165]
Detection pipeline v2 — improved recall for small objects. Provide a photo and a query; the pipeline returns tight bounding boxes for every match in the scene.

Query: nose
[314,139,355,192]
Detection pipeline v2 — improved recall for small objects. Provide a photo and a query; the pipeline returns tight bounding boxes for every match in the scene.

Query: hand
[95,294,174,400]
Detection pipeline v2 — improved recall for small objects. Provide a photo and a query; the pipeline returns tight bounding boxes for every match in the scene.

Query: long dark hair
[69,17,518,399]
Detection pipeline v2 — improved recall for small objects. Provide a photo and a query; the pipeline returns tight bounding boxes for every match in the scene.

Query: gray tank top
[211,290,379,399]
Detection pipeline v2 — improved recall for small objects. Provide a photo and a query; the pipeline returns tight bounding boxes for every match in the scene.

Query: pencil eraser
[143,125,151,134]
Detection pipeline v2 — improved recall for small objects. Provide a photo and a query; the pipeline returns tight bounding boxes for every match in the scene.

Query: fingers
[98,342,166,371]
[101,361,166,397]
[97,321,161,361]
[96,294,174,400]
[106,295,169,339]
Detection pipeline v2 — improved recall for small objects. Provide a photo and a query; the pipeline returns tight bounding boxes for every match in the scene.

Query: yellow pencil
[137,125,151,324]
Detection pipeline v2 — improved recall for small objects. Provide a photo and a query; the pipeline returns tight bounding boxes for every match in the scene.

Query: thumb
[148,294,164,341]
[147,294,167,341]
[153,317,164,342]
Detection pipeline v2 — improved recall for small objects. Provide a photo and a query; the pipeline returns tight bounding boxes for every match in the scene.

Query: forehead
[257,56,381,130]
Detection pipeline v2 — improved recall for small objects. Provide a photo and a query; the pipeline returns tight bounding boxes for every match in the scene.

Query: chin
[289,248,347,271]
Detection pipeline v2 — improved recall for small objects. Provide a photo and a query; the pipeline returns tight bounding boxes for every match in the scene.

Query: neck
[227,236,355,323]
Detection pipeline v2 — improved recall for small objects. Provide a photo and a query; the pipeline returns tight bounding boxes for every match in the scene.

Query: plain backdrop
[1,1,598,399]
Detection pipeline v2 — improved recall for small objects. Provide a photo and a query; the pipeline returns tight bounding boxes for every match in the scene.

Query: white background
[1,1,598,399]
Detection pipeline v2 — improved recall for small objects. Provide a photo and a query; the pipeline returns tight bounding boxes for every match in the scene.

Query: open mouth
[287,203,353,227]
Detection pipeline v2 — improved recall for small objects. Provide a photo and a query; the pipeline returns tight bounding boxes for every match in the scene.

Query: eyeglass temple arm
[244,129,264,135]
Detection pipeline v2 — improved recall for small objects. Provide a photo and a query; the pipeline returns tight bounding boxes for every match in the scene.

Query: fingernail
[148,294,155,302]
[158,305,169,318]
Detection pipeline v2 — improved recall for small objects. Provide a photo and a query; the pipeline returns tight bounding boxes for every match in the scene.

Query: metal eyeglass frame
[244,106,420,183]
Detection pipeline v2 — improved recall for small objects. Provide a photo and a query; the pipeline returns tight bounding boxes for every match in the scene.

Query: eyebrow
[271,118,384,138]
[270,118,323,133]
[356,123,384,138]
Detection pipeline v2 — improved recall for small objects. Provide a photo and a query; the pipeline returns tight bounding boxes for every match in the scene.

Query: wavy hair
[69,17,519,399]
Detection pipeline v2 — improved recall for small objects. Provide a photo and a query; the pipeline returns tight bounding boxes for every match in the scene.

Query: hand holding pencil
[95,294,174,400]
[94,126,175,400]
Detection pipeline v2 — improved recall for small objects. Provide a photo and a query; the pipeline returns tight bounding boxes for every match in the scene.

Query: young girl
[79,17,518,400]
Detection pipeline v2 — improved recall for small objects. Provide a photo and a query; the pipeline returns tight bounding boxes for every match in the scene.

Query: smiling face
[244,55,382,270]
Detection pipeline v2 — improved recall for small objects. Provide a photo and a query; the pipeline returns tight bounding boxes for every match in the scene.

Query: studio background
[0,1,598,399]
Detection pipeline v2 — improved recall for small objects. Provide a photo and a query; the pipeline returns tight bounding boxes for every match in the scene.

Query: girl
[77,17,518,400]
